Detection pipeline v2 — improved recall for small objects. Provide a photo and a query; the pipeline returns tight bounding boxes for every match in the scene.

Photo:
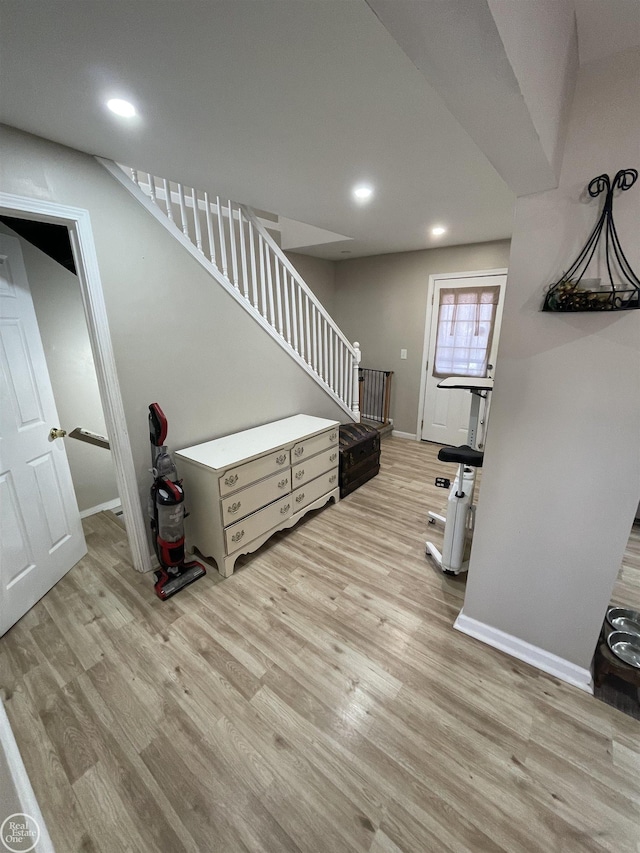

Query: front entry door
[0,232,87,636]
[421,273,506,445]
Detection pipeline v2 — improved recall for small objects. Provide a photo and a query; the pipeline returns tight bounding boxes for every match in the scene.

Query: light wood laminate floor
[1,438,639,853]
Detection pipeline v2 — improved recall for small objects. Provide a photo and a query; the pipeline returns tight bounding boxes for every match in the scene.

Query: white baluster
[228,200,239,288]
[163,179,174,222]
[329,330,334,391]
[258,233,267,317]
[312,305,318,373]
[147,173,157,204]
[352,341,361,421]
[248,223,258,308]
[291,277,299,354]
[192,188,203,253]
[131,168,140,187]
[204,192,217,267]
[177,184,189,239]
[283,268,291,345]
[323,317,328,384]
[265,243,275,326]
[238,209,249,300]
[216,196,228,278]
[275,261,284,336]
[339,341,344,403]
[305,293,311,365]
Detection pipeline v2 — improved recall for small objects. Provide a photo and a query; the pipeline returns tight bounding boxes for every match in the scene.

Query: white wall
[0,222,119,512]
[284,251,337,315]
[333,240,511,433]
[0,126,347,532]
[488,0,578,178]
[461,48,640,675]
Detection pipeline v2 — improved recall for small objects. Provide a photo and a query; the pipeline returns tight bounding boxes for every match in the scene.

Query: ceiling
[0,1,637,259]
[574,0,640,65]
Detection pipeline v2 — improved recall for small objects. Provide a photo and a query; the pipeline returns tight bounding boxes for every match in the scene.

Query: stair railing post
[177,183,189,238]
[163,179,174,222]
[383,371,393,424]
[352,341,361,422]
[192,188,203,253]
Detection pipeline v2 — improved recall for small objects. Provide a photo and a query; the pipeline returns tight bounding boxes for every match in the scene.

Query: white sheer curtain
[433,285,499,378]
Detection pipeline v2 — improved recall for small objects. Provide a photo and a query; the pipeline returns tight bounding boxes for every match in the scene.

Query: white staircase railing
[98,159,361,420]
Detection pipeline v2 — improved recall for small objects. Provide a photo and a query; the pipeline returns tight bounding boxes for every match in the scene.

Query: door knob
[49,428,67,440]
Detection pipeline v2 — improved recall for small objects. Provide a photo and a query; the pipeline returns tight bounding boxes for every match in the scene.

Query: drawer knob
[329,474,337,484]
[231,529,245,543]
[330,432,337,441]
[330,453,337,462]
[294,446,304,457]
[295,469,304,480]
[295,493,305,504]
[280,504,290,514]
[228,501,242,515]
[276,453,287,465]
[224,473,238,487]
[278,478,289,489]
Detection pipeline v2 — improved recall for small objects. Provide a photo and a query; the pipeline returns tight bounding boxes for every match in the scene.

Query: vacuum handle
[149,403,168,447]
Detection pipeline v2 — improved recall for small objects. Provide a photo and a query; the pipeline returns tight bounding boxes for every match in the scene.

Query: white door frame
[0,192,151,574]
[416,268,508,441]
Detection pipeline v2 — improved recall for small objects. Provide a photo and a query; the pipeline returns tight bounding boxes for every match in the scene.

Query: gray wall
[0,126,347,528]
[333,240,511,433]
[462,48,640,671]
[285,251,337,315]
[0,222,119,512]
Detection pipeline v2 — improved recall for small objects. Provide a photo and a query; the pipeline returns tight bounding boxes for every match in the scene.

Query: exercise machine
[425,376,492,575]
[148,403,206,599]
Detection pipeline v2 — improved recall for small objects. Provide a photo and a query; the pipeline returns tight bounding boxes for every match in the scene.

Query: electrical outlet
[400,349,407,359]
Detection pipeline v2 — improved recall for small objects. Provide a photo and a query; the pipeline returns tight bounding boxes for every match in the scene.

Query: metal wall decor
[543,168,639,312]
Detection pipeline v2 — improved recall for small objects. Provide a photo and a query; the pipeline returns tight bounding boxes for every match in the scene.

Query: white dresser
[175,415,340,577]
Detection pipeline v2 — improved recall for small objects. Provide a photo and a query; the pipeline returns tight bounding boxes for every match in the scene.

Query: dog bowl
[607,631,640,669]
[606,606,640,635]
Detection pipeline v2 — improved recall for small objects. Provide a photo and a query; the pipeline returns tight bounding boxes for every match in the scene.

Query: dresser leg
[221,554,236,578]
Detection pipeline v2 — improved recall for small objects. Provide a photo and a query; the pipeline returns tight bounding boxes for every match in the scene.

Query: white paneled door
[0,232,86,636]
[421,273,506,445]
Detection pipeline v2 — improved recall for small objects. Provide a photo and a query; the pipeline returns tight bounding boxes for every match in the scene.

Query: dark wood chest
[338,423,381,498]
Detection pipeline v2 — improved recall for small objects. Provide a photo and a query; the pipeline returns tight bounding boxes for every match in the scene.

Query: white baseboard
[80,497,122,519]
[454,610,594,694]
[391,430,417,440]
[0,702,55,852]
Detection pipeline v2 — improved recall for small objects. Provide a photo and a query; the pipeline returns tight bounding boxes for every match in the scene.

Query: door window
[433,285,499,378]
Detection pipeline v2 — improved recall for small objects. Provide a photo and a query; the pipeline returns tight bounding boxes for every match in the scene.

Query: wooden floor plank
[1,437,638,853]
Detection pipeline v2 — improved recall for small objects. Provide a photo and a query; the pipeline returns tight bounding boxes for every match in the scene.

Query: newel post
[352,341,361,422]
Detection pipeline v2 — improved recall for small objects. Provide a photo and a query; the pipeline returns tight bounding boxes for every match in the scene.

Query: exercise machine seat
[437,444,484,468]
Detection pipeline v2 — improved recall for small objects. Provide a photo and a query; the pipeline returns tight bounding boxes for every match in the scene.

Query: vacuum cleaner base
[154,560,206,600]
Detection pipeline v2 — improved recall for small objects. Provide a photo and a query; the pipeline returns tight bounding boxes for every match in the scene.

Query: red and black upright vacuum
[148,403,206,600]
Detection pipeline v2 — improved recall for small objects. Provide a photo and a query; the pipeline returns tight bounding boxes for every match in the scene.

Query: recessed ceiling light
[353,185,373,201]
[431,225,447,236]
[107,98,136,118]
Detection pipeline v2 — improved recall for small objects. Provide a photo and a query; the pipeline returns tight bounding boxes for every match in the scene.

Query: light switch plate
[400,349,407,360]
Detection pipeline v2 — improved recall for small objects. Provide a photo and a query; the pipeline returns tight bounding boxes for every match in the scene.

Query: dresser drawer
[291,428,338,464]
[292,446,338,488]
[292,468,339,513]
[225,494,293,554]
[221,468,291,526]
[219,448,290,496]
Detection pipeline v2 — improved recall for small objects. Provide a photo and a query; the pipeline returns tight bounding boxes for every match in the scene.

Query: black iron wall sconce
[542,168,639,312]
